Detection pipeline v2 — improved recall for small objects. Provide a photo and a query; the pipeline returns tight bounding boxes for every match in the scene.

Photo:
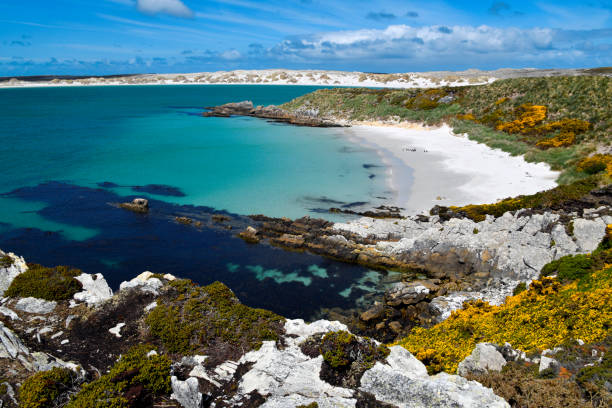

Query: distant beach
[341,123,560,214]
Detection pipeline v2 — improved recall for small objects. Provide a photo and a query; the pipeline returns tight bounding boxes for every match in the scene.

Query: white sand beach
[342,123,560,214]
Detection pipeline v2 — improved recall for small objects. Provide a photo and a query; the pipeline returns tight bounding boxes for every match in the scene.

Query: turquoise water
[0,85,388,240]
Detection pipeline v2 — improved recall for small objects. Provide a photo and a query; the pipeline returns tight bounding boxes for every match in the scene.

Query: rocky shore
[234,185,611,341]
[203,101,344,127]
[0,251,510,407]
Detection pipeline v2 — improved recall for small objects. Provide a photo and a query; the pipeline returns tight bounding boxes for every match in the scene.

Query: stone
[119,272,163,295]
[15,297,57,314]
[108,322,126,338]
[539,355,559,373]
[360,363,509,408]
[170,376,202,408]
[119,198,149,213]
[385,281,431,307]
[0,306,20,321]
[0,251,28,296]
[572,218,606,252]
[360,304,385,322]
[73,273,113,306]
[457,343,507,376]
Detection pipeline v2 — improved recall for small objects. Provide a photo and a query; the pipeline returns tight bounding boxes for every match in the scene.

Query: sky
[1,0,611,76]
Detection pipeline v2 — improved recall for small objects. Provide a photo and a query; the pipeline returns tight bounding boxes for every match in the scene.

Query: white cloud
[137,0,194,18]
[221,49,241,60]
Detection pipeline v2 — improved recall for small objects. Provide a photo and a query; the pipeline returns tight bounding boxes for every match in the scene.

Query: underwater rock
[119,197,149,213]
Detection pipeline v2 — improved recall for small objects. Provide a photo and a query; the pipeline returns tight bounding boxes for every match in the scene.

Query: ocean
[0,85,396,318]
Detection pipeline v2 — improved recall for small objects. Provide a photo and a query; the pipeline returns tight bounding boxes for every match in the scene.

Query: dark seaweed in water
[0,182,383,319]
[132,184,187,197]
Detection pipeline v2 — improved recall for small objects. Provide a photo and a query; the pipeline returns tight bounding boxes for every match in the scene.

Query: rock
[0,306,20,321]
[360,363,509,408]
[15,297,57,314]
[108,322,126,338]
[457,343,507,376]
[539,355,559,373]
[0,251,28,296]
[170,376,203,408]
[360,304,385,322]
[119,198,149,213]
[238,226,260,243]
[385,281,433,307]
[119,271,163,295]
[572,218,606,252]
[73,273,113,306]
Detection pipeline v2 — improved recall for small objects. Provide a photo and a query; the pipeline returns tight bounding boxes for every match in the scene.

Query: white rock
[457,343,507,376]
[144,301,158,312]
[573,218,606,252]
[284,318,347,341]
[108,322,126,338]
[539,355,558,373]
[15,297,57,314]
[0,251,28,296]
[170,376,202,408]
[73,273,113,306]
[0,306,20,320]
[119,272,163,295]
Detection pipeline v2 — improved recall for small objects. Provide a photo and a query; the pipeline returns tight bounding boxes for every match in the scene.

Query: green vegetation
[0,255,13,268]
[393,242,612,375]
[296,403,319,408]
[439,175,601,222]
[5,264,82,301]
[281,76,612,183]
[577,350,612,406]
[146,279,284,355]
[19,367,74,408]
[320,330,389,370]
[66,345,170,408]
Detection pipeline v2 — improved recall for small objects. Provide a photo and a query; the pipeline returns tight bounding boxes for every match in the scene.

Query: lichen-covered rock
[119,271,163,295]
[14,297,57,314]
[0,251,27,296]
[171,376,202,408]
[457,343,507,377]
[73,273,113,306]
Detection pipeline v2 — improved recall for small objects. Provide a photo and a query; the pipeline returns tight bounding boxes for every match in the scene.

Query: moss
[67,345,171,408]
[512,282,527,295]
[296,403,319,408]
[0,255,13,268]
[472,228,479,234]
[19,367,74,408]
[5,264,82,301]
[146,280,284,356]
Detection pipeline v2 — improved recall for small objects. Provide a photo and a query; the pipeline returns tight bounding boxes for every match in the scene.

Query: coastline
[339,122,560,214]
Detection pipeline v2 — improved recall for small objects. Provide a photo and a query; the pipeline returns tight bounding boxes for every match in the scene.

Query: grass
[281,76,611,184]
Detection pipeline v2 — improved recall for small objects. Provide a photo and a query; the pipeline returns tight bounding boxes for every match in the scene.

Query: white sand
[0,69,494,89]
[342,123,559,214]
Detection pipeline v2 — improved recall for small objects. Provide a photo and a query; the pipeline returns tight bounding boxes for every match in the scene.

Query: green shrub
[540,254,594,282]
[0,255,13,268]
[19,368,74,408]
[576,350,612,406]
[5,264,82,301]
[67,345,171,408]
[146,280,284,355]
[320,330,389,370]
[513,282,527,295]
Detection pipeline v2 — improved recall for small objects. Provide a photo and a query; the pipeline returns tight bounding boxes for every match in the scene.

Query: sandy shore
[341,123,560,214]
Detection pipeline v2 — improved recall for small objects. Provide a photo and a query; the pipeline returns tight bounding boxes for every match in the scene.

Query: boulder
[119,271,163,295]
[539,355,559,374]
[119,198,149,213]
[385,281,433,307]
[15,297,57,314]
[457,343,507,376]
[572,218,606,252]
[73,273,113,306]
[0,251,28,296]
[170,376,202,408]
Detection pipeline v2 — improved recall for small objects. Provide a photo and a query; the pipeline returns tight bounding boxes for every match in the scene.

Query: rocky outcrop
[0,250,27,296]
[73,273,113,306]
[119,197,149,213]
[203,101,344,127]
[457,343,507,377]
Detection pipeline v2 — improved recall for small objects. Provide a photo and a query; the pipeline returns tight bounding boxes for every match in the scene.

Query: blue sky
[1,0,611,76]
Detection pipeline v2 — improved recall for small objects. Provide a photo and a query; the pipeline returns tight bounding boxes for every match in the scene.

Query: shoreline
[339,122,560,214]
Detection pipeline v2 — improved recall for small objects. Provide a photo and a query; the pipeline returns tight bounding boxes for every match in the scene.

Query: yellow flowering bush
[496,104,547,133]
[536,131,576,148]
[577,154,612,176]
[394,267,612,374]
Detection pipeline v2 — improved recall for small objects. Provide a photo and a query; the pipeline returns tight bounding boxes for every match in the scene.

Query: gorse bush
[393,245,612,374]
[5,264,82,301]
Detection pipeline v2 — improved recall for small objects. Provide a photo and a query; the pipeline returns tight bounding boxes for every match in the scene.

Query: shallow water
[0,85,398,317]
